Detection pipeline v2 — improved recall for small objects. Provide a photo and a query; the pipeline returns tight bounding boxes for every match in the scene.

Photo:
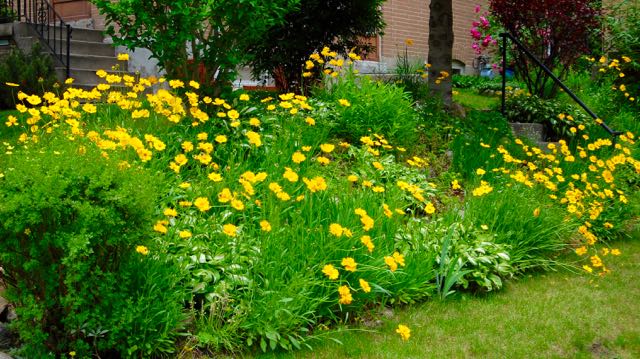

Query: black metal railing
[500,32,622,139]
[5,0,72,78]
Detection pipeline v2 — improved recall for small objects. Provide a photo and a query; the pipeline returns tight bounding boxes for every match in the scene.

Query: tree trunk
[427,0,453,107]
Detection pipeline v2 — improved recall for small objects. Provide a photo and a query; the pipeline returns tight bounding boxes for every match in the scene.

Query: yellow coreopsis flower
[320,143,335,153]
[283,167,299,182]
[338,99,351,107]
[246,131,262,147]
[341,257,357,272]
[26,95,42,106]
[329,223,344,237]
[292,151,306,163]
[136,245,149,255]
[322,264,339,280]
[396,324,411,341]
[218,188,233,203]
[208,172,223,182]
[384,256,398,272]
[169,79,184,89]
[575,246,587,256]
[425,202,436,214]
[249,117,261,126]
[231,199,245,211]
[178,230,192,239]
[359,278,371,293]
[260,220,272,232]
[163,208,178,217]
[194,197,211,212]
[360,235,375,252]
[338,285,353,304]
[117,53,129,61]
[222,223,238,237]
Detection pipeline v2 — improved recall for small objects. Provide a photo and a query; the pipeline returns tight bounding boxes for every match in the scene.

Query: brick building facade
[377,0,487,75]
[59,0,486,77]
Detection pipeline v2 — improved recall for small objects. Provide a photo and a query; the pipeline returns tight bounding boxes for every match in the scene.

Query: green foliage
[247,0,385,92]
[388,48,430,102]
[93,0,298,94]
[490,0,601,99]
[0,138,185,357]
[450,110,512,178]
[399,220,513,294]
[605,2,640,74]
[0,44,58,110]
[452,74,486,89]
[464,183,578,272]
[503,92,591,140]
[315,71,419,146]
[0,2,15,23]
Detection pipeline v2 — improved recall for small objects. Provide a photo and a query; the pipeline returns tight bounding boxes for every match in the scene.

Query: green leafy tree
[246,0,385,92]
[490,0,601,99]
[92,0,298,94]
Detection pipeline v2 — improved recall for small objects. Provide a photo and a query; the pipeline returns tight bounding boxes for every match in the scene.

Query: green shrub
[450,110,513,178]
[315,71,419,146]
[0,138,186,357]
[0,2,15,23]
[502,92,591,140]
[398,220,513,293]
[0,43,59,110]
[388,48,430,102]
[463,183,578,271]
[452,74,485,89]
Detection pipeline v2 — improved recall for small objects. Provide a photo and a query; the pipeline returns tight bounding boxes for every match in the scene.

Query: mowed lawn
[255,232,640,359]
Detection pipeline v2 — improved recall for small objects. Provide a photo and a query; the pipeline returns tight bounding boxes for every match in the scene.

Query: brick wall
[380,0,488,74]
[90,3,107,31]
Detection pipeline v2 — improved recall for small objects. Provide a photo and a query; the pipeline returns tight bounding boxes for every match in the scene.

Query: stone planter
[509,122,545,143]
[0,23,12,37]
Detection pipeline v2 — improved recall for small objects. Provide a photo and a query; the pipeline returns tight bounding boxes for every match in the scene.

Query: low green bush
[0,138,186,357]
[315,71,419,146]
[398,220,514,293]
[502,92,591,140]
[463,183,578,271]
[0,43,59,110]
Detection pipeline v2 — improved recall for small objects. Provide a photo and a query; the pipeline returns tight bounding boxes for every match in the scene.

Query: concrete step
[65,53,128,72]
[72,83,129,92]
[16,36,115,57]
[48,25,105,43]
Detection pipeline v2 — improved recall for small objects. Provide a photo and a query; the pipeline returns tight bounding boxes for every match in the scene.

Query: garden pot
[0,23,12,37]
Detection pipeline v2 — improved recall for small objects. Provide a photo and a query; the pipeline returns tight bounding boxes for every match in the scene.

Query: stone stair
[12,23,130,90]
[509,122,558,150]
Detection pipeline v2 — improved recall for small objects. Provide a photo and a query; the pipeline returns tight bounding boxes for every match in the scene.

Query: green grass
[453,88,500,111]
[254,236,640,358]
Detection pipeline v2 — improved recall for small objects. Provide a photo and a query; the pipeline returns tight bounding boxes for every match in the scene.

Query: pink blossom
[475,5,481,13]
[482,35,493,47]
[480,16,490,28]
[470,28,482,40]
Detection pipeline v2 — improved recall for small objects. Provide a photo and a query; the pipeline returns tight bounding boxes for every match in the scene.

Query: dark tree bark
[427,0,454,107]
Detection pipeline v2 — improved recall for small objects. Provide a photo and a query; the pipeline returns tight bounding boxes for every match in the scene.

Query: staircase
[4,0,129,90]
[13,23,127,90]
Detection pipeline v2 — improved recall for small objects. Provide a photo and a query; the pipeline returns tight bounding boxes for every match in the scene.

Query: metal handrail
[500,32,622,139]
[5,0,72,78]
